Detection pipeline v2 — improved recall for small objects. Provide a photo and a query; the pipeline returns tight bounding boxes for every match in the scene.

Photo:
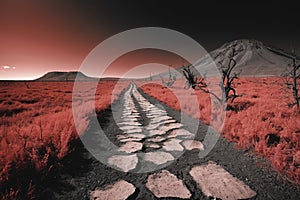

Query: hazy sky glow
[0,1,299,80]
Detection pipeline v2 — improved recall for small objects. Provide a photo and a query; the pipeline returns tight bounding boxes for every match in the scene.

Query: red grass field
[0,81,128,199]
[1,77,299,198]
[139,77,300,184]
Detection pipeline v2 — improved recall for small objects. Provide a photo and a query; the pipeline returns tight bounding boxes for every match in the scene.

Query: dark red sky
[0,0,299,80]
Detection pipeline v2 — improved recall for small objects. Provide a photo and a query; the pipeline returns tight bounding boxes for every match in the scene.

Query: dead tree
[283,55,300,108]
[160,66,177,87]
[182,47,240,107]
[182,65,207,89]
[218,47,241,103]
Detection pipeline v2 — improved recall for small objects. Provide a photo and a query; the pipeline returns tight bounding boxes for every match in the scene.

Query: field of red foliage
[139,77,300,184]
[0,80,127,199]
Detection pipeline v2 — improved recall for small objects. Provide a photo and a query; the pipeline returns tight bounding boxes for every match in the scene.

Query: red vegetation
[140,77,300,184]
[0,81,127,199]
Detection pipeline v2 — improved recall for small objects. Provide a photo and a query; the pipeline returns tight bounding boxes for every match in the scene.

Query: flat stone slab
[107,154,138,172]
[120,119,138,123]
[121,115,139,119]
[148,129,166,137]
[182,140,204,150]
[161,123,183,132]
[119,125,140,131]
[167,129,194,139]
[143,151,175,165]
[119,138,142,142]
[163,138,184,151]
[124,128,143,134]
[146,136,167,143]
[150,116,173,123]
[189,162,256,200]
[117,134,144,141]
[118,142,143,153]
[90,180,135,200]
[144,143,161,149]
[127,133,146,139]
[146,170,191,199]
[146,119,177,130]
[117,122,141,126]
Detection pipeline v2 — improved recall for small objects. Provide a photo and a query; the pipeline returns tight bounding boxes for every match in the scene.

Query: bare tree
[182,47,240,107]
[160,66,177,87]
[283,54,300,108]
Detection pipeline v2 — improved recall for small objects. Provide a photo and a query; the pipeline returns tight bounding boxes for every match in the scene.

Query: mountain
[35,40,297,82]
[35,71,97,82]
[195,39,295,77]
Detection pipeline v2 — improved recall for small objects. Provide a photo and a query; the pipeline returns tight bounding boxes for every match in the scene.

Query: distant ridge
[35,71,98,82]
[34,39,299,82]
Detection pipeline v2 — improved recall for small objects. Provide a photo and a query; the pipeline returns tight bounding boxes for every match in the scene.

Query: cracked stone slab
[167,129,194,139]
[162,138,184,151]
[118,142,143,153]
[107,154,138,172]
[90,180,135,200]
[146,170,191,199]
[143,151,175,165]
[182,140,204,150]
[189,162,256,200]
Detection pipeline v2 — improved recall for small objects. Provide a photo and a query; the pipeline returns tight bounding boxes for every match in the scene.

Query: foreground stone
[90,180,135,200]
[182,140,204,150]
[146,170,191,199]
[144,143,161,149]
[167,129,194,139]
[143,151,174,165]
[161,123,183,132]
[189,162,256,200]
[118,142,143,153]
[124,128,143,134]
[162,138,184,151]
[146,136,167,143]
[117,121,141,126]
[107,154,138,172]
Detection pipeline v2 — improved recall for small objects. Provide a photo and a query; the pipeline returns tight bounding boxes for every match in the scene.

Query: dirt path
[54,83,300,200]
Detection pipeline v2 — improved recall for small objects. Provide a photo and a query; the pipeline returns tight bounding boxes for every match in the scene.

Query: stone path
[108,83,203,171]
[90,83,257,200]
